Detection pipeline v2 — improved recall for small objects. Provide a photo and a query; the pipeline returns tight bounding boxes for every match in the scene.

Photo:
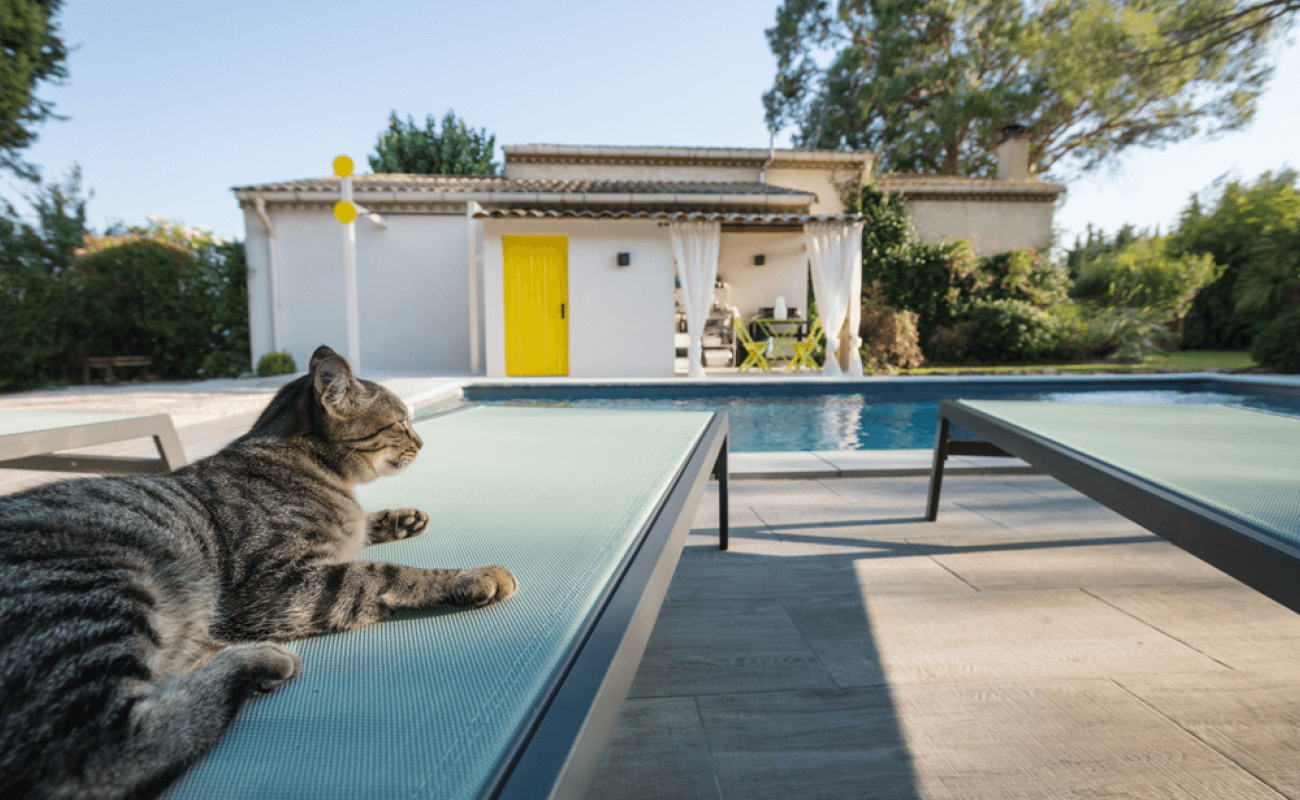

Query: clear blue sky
[5,0,1298,250]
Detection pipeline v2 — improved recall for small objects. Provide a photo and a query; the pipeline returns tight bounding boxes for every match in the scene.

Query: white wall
[716,232,808,323]
[242,209,472,375]
[481,220,677,378]
[764,167,857,214]
[906,199,1056,255]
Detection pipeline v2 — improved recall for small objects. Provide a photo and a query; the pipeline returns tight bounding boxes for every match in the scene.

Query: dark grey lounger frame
[487,412,729,800]
[927,399,1300,615]
[0,413,188,474]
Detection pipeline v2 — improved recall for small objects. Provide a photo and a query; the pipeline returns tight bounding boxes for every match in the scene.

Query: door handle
[560,303,566,319]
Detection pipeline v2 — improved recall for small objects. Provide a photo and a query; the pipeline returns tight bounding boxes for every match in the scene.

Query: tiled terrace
[589,475,1300,799]
[3,379,1299,798]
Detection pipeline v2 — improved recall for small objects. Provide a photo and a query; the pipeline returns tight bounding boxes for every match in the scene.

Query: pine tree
[368,111,498,175]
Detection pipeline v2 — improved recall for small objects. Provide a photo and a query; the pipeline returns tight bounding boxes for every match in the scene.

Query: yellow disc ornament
[334,200,358,224]
[333,155,354,178]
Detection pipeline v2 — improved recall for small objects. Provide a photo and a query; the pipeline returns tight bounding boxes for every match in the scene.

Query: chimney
[995,123,1029,181]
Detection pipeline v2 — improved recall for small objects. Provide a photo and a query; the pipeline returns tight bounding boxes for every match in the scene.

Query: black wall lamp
[617,252,631,267]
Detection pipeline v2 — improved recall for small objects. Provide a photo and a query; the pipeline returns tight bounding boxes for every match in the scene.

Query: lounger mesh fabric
[166,406,712,800]
[964,401,1300,549]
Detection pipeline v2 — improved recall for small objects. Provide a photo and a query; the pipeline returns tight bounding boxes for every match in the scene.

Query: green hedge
[0,236,250,390]
[1250,306,1300,373]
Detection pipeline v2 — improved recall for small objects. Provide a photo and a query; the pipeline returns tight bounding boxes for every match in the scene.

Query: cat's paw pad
[451,566,518,608]
[389,508,429,539]
[228,642,302,693]
[370,508,429,542]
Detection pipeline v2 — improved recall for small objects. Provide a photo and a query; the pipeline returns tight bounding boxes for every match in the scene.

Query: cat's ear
[309,345,341,373]
[313,353,356,410]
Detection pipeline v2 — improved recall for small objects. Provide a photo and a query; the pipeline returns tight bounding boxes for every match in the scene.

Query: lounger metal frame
[926,399,1300,615]
[0,412,187,474]
[488,412,729,800]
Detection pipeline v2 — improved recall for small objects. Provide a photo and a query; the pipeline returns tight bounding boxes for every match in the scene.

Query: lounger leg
[926,417,951,521]
[713,441,729,551]
[152,424,189,471]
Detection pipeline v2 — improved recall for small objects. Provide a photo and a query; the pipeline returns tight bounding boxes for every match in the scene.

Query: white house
[232,139,1063,379]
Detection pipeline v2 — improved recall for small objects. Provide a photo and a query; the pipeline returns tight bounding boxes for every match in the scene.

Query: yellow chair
[734,316,772,373]
[788,317,824,373]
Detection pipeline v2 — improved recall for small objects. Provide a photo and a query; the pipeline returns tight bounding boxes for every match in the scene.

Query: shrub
[960,298,1060,363]
[1249,306,1300,373]
[981,248,1071,307]
[858,281,924,371]
[0,269,74,389]
[69,239,211,378]
[926,322,974,363]
[1172,169,1299,349]
[1062,303,1174,362]
[257,351,297,377]
[851,184,980,345]
[1072,237,1222,321]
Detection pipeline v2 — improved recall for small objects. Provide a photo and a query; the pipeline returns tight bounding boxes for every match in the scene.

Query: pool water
[458,378,1300,452]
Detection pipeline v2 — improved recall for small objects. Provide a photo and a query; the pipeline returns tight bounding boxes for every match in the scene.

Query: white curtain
[805,220,866,376]
[670,220,722,378]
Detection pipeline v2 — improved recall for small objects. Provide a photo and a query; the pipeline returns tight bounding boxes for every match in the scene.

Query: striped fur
[0,346,516,799]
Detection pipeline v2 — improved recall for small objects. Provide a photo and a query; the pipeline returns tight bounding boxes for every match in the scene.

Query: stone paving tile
[1088,584,1300,671]
[626,598,833,698]
[911,529,1237,592]
[892,679,1281,799]
[695,685,919,800]
[1114,670,1300,798]
[586,697,721,800]
[784,588,1228,687]
[754,503,1005,545]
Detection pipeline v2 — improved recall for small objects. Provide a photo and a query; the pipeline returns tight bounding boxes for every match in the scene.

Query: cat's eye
[337,420,403,443]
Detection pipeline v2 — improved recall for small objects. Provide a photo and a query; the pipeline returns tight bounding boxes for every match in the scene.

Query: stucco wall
[480,220,677,379]
[763,167,857,214]
[716,232,808,323]
[242,210,472,375]
[905,198,1056,255]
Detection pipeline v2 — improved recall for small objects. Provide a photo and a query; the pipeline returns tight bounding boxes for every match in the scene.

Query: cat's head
[249,346,422,483]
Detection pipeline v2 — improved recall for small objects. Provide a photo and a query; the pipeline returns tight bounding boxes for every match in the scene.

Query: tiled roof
[472,209,870,225]
[232,174,812,198]
[502,144,873,169]
[878,173,1065,200]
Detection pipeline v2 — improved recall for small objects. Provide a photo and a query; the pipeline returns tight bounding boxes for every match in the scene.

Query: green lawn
[901,350,1259,376]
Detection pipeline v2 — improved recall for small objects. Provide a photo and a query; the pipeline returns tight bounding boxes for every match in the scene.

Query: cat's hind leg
[79,642,301,800]
[365,508,430,544]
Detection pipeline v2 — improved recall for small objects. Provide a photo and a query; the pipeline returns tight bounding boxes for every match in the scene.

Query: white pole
[252,195,283,352]
[341,174,362,372]
[467,201,482,375]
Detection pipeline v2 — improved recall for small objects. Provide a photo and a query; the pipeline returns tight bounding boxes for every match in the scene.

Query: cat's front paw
[450,566,518,608]
[368,508,430,543]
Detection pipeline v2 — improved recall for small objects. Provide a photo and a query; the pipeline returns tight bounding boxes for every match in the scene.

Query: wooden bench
[82,355,152,384]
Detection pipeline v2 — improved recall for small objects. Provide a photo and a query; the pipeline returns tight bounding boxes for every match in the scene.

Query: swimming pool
[454,375,1300,452]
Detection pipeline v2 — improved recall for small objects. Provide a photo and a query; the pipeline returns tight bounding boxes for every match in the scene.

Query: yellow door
[503,235,568,376]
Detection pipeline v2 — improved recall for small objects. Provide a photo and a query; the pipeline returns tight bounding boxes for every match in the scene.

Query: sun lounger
[165,405,729,800]
[927,400,1300,613]
[0,410,187,474]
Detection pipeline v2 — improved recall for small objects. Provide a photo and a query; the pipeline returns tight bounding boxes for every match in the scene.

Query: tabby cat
[0,345,516,800]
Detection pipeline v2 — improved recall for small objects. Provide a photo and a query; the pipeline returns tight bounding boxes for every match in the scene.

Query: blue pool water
[457,377,1300,452]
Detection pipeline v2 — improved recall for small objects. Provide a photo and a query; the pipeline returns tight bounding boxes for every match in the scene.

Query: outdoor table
[751,317,809,365]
